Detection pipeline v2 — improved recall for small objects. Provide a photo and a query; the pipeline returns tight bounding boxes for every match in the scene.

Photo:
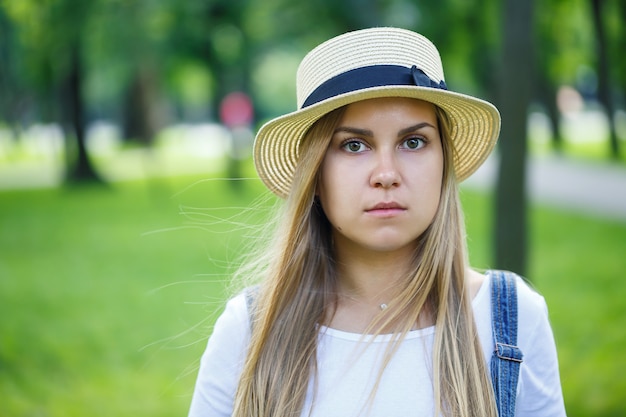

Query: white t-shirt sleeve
[514,277,567,417]
[188,293,250,417]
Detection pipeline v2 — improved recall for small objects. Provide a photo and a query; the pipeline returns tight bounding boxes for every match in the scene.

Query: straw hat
[253,27,500,198]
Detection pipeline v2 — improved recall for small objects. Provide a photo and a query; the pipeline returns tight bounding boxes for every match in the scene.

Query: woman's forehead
[340,97,438,125]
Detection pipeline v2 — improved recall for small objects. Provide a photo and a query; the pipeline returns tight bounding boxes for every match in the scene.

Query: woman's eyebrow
[397,122,437,136]
[333,126,373,137]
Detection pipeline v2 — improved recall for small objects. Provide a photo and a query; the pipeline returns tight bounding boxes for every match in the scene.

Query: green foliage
[1,0,92,84]
[535,0,595,85]
[251,48,300,119]
[1,0,623,130]
[0,172,624,415]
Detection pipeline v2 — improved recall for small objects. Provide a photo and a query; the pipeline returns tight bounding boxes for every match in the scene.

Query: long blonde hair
[232,104,497,417]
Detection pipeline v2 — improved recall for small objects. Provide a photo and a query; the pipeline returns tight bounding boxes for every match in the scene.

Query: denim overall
[490,270,524,417]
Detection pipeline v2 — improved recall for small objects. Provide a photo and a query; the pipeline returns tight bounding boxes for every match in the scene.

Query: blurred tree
[0,2,59,126]
[195,0,254,185]
[162,0,254,120]
[590,0,620,159]
[534,0,595,152]
[98,0,171,143]
[2,0,619,190]
[1,0,103,183]
[414,0,499,101]
[618,1,626,99]
[534,0,622,157]
[121,67,162,144]
[494,0,534,277]
[617,1,626,129]
[50,0,103,183]
[64,39,102,182]
[534,0,567,152]
[0,6,28,132]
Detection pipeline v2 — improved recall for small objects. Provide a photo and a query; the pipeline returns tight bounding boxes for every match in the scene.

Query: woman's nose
[370,150,401,188]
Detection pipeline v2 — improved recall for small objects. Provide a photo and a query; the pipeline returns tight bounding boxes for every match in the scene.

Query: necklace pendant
[380,303,388,310]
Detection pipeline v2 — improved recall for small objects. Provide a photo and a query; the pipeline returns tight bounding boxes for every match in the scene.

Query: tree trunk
[122,66,160,144]
[537,73,562,153]
[494,0,534,277]
[64,43,103,184]
[590,0,619,159]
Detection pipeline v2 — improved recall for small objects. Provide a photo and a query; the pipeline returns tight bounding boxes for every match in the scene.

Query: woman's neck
[333,241,416,306]
[327,243,423,333]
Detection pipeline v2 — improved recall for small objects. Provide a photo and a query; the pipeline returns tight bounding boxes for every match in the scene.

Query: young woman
[188,27,566,417]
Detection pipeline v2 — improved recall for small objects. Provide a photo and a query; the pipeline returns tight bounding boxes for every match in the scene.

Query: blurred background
[1,0,625,416]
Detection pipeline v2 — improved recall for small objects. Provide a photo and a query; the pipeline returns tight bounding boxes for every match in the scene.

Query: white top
[188,274,566,417]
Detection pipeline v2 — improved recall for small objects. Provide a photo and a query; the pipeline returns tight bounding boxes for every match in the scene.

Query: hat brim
[254,85,500,198]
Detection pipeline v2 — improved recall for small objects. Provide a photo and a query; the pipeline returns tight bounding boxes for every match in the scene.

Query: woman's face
[317,97,443,256]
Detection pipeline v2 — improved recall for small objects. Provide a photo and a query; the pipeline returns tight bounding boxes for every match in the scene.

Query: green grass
[0,172,274,416]
[1,169,625,416]
[530,204,626,416]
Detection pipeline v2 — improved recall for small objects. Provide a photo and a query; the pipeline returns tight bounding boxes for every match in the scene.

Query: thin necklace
[339,291,389,311]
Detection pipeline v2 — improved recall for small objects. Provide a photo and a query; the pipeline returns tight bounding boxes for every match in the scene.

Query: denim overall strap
[490,270,524,417]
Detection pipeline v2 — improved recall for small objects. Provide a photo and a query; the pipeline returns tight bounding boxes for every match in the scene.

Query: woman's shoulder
[509,273,551,335]
[471,269,556,363]
[221,289,253,328]
[467,268,488,301]
[492,270,549,319]
[471,269,548,311]
[481,270,551,339]
[203,289,253,346]
[471,269,550,336]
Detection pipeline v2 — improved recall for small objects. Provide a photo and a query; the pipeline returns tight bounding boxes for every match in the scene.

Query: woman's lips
[365,202,407,217]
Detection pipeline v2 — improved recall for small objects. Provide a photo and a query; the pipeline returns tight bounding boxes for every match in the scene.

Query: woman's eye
[342,140,367,153]
[403,137,426,150]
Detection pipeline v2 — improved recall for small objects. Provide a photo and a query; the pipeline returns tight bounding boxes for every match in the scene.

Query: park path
[462,154,626,222]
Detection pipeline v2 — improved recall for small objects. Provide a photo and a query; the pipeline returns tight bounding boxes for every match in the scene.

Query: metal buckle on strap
[495,342,524,363]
